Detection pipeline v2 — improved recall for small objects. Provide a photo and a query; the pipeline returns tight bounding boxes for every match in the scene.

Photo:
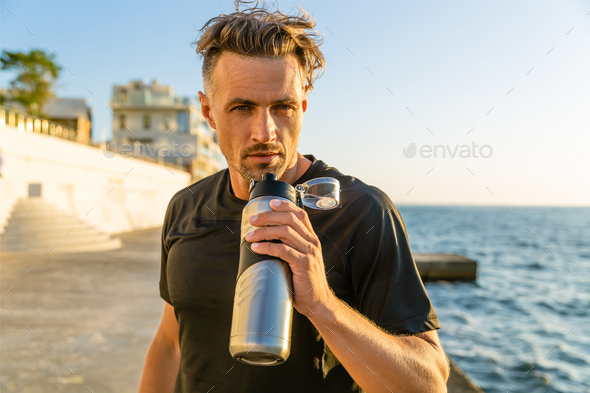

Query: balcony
[111,95,199,108]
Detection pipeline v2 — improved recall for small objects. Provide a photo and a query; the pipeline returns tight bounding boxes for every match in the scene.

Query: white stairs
[1,198,122,253]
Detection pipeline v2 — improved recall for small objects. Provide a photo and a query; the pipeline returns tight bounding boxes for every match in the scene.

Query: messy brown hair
[191,0,326,106]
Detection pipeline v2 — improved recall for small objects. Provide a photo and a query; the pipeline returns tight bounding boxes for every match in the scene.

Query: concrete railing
[0,104,80,143]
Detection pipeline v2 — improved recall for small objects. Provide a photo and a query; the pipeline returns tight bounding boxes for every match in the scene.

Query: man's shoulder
[316,162,397,219]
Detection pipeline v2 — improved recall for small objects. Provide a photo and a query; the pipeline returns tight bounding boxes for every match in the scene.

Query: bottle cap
[249,173,296,204]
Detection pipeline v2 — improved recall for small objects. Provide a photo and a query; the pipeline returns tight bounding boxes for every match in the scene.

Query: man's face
[198,52,308,183]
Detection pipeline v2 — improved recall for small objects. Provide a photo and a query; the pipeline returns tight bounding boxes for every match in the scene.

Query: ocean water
[397,205,590,393]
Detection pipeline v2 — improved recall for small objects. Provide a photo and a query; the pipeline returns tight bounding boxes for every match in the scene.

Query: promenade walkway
[1,228,163,392]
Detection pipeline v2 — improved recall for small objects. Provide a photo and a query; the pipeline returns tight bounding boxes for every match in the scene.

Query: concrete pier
[1,228,482,392]
[448,360,485,393]
[414,253,478,281]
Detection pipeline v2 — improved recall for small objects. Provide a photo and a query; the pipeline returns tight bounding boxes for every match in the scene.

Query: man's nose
[250,108,277,143]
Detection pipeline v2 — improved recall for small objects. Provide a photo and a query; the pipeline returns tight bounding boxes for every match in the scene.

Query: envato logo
[103,141,194,159]
[403,142,493,159]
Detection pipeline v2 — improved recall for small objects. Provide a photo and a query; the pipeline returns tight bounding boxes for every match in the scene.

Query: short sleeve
[348,187,440,335]
[159,200,173,305]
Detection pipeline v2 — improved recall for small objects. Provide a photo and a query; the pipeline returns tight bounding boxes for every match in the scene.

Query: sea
[396,205,590,393]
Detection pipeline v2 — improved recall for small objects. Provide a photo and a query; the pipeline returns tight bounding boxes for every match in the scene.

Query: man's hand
[246,198,335,316]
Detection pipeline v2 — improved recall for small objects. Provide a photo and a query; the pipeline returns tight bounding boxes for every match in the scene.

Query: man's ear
[198,91,216,129]
[301,85,309,114]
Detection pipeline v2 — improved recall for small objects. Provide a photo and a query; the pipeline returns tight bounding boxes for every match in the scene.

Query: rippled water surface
[397,205,590,393]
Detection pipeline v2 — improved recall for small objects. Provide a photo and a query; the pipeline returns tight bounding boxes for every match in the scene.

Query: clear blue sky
[2,1,589,206]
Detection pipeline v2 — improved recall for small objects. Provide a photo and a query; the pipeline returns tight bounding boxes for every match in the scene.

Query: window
[177,112,188,133]
[143,114,151,130]
[119,114,126,130]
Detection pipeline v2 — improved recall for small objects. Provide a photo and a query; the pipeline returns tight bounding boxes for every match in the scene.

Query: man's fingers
[270,199,313,230]
[251,241,306,267]
[246,225,308,252]
[250,200,314,241]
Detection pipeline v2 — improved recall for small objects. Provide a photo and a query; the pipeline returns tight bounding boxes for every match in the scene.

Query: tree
[0,49,62,117]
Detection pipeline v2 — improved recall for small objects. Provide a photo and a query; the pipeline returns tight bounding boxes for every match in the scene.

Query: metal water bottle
[229,172,340,366]
[229,173,297,366]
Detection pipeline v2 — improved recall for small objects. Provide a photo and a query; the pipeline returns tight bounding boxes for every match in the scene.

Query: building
[43,98,92,144]
[110,79,223,179]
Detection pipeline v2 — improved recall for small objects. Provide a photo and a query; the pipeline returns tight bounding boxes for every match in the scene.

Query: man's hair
[191,0,326,106]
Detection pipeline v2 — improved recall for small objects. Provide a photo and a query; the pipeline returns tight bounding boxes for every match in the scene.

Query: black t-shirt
[160,154,440,393]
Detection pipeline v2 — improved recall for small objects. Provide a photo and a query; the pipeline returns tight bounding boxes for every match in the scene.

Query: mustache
[242,144,284,158]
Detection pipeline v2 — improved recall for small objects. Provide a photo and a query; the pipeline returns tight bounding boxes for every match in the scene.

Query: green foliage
[1,49,62,117]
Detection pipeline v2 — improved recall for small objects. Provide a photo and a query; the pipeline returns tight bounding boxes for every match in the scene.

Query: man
[139,2,450,392]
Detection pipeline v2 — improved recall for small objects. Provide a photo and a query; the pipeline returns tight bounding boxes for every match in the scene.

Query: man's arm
[248,198,449,393]
[309,294,450,393]
[138,302,180,393]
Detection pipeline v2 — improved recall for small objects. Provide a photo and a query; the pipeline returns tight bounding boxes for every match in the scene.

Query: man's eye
[232,105,292,111]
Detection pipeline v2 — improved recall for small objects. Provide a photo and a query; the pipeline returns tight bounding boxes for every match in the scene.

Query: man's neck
[230,152,312,201]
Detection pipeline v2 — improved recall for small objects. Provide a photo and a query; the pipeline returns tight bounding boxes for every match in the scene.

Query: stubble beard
[231,152,290,183]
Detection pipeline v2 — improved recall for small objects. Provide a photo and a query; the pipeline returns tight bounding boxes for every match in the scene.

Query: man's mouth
[249,151,279,156]
[247,151,280,163]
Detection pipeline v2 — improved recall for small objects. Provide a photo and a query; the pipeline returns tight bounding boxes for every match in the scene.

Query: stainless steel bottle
[229,173,297,366]
[229,173,341,366]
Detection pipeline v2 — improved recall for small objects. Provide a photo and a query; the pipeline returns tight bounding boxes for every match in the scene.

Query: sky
[1,0,589,206]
